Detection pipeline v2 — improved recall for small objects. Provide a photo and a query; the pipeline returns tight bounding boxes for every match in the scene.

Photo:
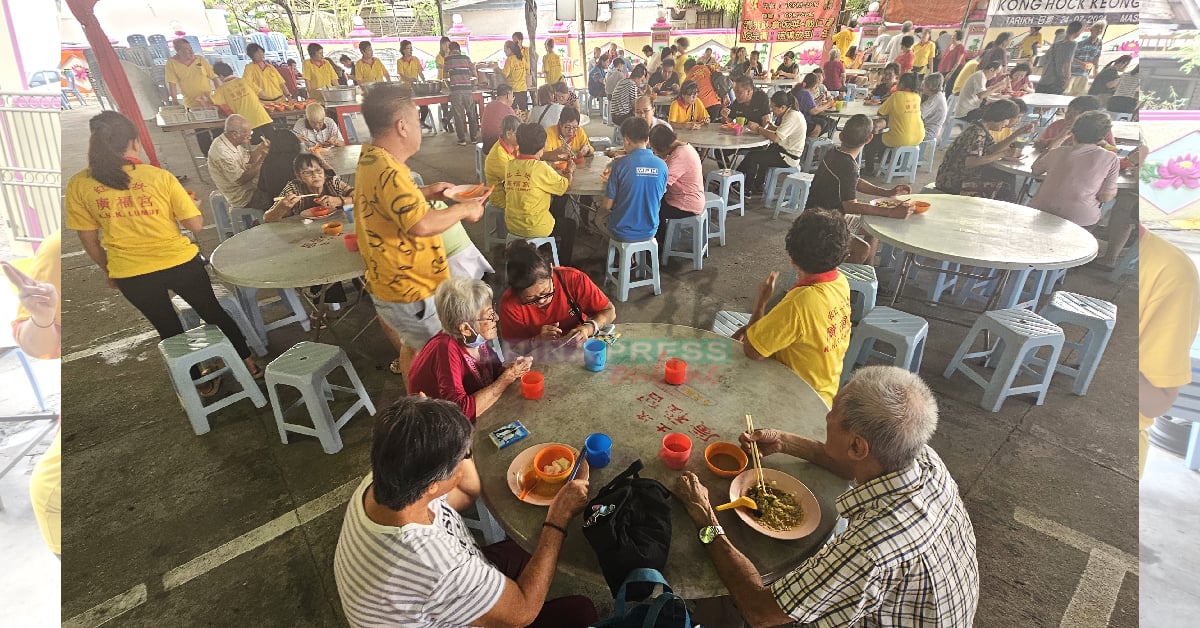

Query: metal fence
[0,91,61,245]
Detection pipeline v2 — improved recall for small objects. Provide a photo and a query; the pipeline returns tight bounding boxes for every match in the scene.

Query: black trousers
[655,202,696,256]
[737,144,789,193]
[549,195,576,265]
[514,91,530,110]
[705,103,723,122]
[115,256,252,378]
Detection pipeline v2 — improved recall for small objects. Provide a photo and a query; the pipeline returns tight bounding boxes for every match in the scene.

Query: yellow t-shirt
[485,140,518,211]
[211,77,272,129]
[878,91,924,148]
[832,30,856,57]
[65,163,201,279]
[356,58,390,83]
[504,55,530,93]
[30,429,60,555]
[504,156,569,237]
[164,56,216,108]
[544,52,563,85]
[988,128,1013,143]
[396,56,424,85]
[353,144,447,303]
[668,98,708,124]
[436,53,446,80]
[14,231,62,344]
[243,61,286,101]
[952,60,979,95]
[912,41,936,69]
[745,275,852,406]
[302,59,338,92]
[1019,32,1044,58]
[543,125,591,155]
[1139,231,1200,435]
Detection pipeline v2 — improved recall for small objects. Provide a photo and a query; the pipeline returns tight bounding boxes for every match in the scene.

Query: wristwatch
[698,525,725,545]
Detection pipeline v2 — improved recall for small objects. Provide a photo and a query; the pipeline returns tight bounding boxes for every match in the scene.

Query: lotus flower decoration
[1153,154,1200,189]
[796,49,823,65]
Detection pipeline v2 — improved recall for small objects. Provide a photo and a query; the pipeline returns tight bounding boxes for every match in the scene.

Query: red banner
[740,0,840,43]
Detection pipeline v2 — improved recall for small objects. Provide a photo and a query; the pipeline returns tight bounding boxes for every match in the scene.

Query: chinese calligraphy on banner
[740,0,839,43]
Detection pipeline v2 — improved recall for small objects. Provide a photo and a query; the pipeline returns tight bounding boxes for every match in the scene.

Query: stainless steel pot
[319,86,356,104]
[411,81,444,97]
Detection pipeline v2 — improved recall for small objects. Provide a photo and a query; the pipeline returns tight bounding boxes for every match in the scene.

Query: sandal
[309,313,329,330]
[197,376,223,398]
[389,358,404,375]
[246,363,265,381]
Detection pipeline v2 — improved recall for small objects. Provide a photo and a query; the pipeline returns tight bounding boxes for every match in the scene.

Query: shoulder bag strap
[554,269,585,323]
[596,459,644,497]
[537,106,553,125]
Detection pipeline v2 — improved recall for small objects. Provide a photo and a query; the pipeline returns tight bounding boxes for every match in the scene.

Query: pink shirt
[1030,144,1120,227]
[661,144,705,215]
[407,332,502,422]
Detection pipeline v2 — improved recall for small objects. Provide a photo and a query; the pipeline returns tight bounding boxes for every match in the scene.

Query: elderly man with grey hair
[407,277,533,423]
[882,21,915,64]
[207,114,271,210]
[920,72,949,144]
[674,366,979,627]
[333,396,596,627]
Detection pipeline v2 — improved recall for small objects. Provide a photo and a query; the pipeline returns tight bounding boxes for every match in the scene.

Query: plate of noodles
[729,468,821,540]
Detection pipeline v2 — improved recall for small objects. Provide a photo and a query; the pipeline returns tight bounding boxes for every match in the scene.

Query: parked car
[27,70,62,92]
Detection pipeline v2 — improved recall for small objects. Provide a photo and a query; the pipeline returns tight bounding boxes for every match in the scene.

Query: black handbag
[581,460,673,597]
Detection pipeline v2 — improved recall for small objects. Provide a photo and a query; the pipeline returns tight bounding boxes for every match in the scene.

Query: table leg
[889,252,916,307]
[183,129,210,183]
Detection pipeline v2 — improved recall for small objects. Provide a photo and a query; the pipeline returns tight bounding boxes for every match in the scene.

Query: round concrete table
[567,153,613,196]
[826,100,883,119]
[990,145,1137,202]
[999,93,1075,110]
[674,126,771,150]
[210,219,366,289]
[317,144,362,177]
[472,323,846,600]
[753,78,798,93]
[1111,121,1138,145]
[861,194,1098,313]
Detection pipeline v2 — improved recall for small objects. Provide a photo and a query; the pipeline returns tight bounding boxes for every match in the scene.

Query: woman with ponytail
[501,40,530,110]
[737,90,808,197]
[66,111,262,396]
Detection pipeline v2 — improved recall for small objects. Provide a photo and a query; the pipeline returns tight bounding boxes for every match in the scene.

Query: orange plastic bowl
[533,444,576,484]
[911,201,931,214]
[322,221,343,235]
[704,441,748,479]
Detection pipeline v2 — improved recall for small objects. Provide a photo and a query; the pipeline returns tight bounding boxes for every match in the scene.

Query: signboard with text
[740,0,839,43]
[985,0,1139,27]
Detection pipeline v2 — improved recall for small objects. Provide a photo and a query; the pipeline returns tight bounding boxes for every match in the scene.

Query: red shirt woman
[498,241,615,352]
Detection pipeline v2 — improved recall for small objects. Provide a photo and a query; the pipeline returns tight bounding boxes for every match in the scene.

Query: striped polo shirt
[333,476,506,627]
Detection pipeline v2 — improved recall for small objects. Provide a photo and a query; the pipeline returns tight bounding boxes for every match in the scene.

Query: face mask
[463,324,488,348]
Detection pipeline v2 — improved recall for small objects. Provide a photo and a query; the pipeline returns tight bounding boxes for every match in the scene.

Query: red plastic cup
[343,233,359,252]
[659,433,692,470]
[521,371,544,400]
[664,357,687,385]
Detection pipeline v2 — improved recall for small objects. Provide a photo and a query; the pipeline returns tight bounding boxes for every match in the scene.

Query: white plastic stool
[801,138,834,173]
[943,308,1065,412]
[917,138,938,172]
[474,142,486,183]
[209,191,233,242]
[1029,291,1116,396]
[601,97,611,124]
[773,172,813,219]
[762,166,799,205]
[661,212,708,271]
[841,307,929,385]
[604,238,661,302]
[1110,243,1138,282]
[705,192,729,247]
[839,263,878,323]
[505,234,560,266]
[483,203,509,252]
[711,311,750,337]
[171,285,268,357]
[265,341,376,454]
[876,145,921,184]
[705,169,746,216]
[229,207,265,234]
[941,115,969,147]
[463,501,507,545]
[239,287,312,343]
[158,325,268,435]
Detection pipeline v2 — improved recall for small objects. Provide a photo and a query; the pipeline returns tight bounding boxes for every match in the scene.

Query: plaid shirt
[771,446,979,626]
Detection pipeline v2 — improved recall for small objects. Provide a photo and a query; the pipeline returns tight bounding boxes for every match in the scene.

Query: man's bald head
[224,114,249,133]
[362,83,418,139]
[223,114,253,146]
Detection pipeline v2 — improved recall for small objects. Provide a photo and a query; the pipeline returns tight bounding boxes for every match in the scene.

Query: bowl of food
[705,442,748,479]
[321,221,343,236]
[729,468,821,540]
[910,200,931,214]
[533,444,577,484]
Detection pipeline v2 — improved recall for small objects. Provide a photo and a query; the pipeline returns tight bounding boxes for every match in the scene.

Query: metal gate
[0,91,61,245]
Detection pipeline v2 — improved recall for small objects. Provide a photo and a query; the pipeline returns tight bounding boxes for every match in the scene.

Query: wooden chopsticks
[745,414,766,495]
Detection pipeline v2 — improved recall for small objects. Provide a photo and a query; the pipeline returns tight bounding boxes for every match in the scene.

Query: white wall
[8,0,60,81]
[60,0,217,46]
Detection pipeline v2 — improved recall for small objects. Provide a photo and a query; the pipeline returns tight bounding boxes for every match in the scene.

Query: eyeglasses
[521,290,555,306]
[475,310,499,323]
[561,124,579,133]
[298,169,324,177]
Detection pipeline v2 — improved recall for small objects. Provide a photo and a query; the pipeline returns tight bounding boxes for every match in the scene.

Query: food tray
[187,107,220,122]
[159,106,189,124]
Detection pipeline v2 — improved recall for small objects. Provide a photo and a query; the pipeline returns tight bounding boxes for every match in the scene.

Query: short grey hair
[829,48,841,60]
[839,366,938,473]
[500,114,522,137]
[224,114,248,133]
[922,73,944,93]
[434,277,494,338]
[902,21,913,32]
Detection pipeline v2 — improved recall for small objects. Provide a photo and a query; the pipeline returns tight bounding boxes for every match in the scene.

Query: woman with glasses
[408,278,534,422]
[499,240,615,353]
[668,80,708,126]
[263,153,352,222]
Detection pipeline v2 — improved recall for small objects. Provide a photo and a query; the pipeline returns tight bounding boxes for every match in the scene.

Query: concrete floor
[59,101,1139,627]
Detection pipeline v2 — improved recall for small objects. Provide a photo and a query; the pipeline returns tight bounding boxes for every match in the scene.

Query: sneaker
[457,139,468,146]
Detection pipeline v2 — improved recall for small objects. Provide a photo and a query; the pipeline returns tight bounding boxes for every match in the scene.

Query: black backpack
[581,460,673,596]
[710,69,733,101]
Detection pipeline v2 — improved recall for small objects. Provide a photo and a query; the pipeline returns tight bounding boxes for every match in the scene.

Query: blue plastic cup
[343,203,354,223]
[585,433,612,468]
[584,338,607,372]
